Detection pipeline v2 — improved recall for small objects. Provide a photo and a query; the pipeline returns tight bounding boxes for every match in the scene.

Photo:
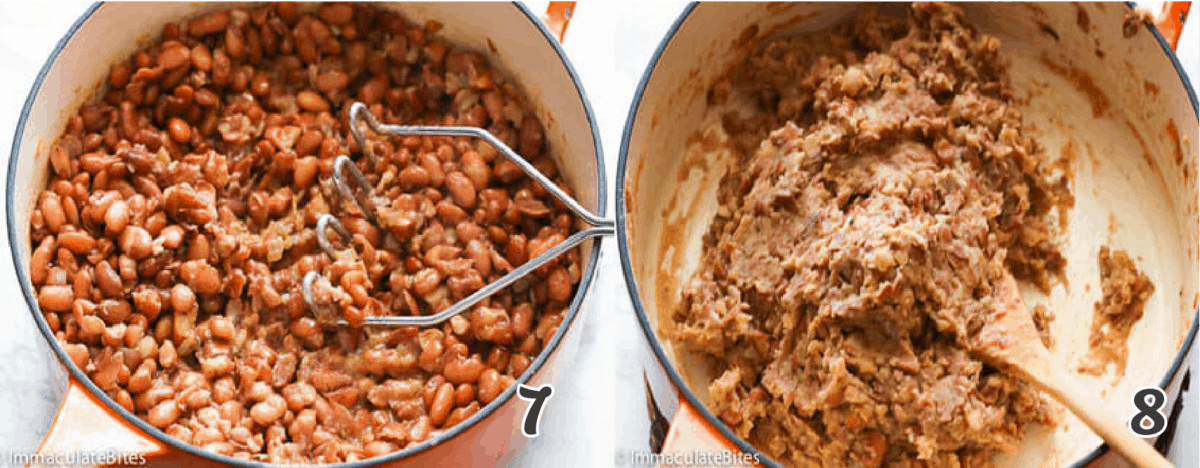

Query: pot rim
[4,2,607,467]
[614,3,1199,468]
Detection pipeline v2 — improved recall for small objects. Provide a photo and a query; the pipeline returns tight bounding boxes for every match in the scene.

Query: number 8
[1128,386,1168,438]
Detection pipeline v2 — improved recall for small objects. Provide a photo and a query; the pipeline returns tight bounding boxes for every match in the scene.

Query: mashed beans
[669,4,1074,467]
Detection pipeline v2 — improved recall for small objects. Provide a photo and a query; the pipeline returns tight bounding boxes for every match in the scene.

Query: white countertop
[0,3,1195,468]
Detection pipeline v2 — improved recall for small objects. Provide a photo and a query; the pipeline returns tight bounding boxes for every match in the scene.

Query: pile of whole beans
[29,2,581,463]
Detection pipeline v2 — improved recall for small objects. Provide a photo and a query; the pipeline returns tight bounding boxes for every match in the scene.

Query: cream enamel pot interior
[618,3,1198,468]
[5,2,604,467]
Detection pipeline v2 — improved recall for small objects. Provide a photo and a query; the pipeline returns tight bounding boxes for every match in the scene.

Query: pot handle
[657,398,763,468]
[1154,2,1191,50]
[31,378,163,467]
[541,2,576,43]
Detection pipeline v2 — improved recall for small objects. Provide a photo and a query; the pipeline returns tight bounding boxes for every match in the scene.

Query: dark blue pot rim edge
[4,2,607,467]
[613,3,1200,468]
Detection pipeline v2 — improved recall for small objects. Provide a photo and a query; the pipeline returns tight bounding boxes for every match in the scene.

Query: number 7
[518,384,554,437]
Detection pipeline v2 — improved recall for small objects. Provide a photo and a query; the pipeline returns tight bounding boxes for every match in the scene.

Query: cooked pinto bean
[187,11,230,37]
[119,226,152,260]
[31,237,55,285]
[38,285,74,312]
[429,382,455,427]
[443,354,484,385]
[477,369,504,404]
[250,394,288,425]
[147,400,181,428]
[58,231,95,254]
[103,200,130,236]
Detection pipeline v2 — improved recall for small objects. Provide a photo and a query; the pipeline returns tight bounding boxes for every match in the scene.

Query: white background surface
[0,2,1195,468]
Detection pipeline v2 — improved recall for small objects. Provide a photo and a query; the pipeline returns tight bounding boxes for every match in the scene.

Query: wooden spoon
[975,271,1173,468]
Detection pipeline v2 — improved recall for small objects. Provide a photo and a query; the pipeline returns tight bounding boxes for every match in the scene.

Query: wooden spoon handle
[1037,367,1174,468]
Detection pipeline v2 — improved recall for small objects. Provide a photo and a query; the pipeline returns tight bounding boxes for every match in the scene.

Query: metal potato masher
[301,102,613,326]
